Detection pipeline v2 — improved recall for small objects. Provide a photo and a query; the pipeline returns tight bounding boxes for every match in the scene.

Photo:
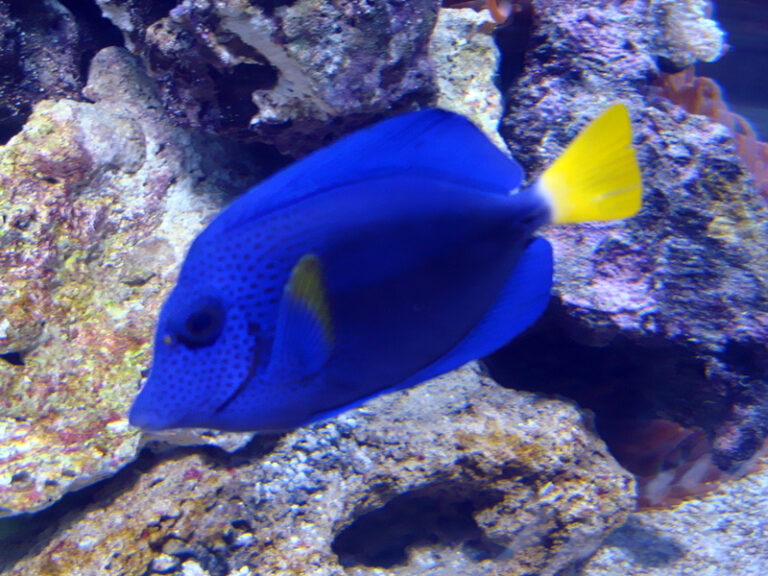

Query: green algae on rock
[0,99,149,516]
[6,367,635,576]
[0,47,262,518]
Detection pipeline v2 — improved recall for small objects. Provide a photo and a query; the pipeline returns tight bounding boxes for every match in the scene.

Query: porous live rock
[578,455,768,576]
[94,0,440,153]
[0,0,82,143]
[653,0,726,68]
[500,0,768,471]
[429,8,506,151]
[0,0,124,144]
[7,366,635,576]
[0,46,260,517]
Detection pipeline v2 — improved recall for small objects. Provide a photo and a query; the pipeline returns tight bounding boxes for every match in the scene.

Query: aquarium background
[1,0,767,575]
[699,0,768,138]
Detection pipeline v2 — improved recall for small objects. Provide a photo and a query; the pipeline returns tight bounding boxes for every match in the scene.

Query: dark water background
[700,0,768,138]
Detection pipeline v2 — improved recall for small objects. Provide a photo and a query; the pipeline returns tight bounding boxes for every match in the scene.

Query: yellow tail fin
[536,104,642,224]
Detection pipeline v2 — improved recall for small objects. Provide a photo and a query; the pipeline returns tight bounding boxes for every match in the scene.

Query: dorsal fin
[206,110,524,236]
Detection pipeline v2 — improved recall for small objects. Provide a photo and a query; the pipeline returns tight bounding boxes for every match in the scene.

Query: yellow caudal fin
[536,103,642,224]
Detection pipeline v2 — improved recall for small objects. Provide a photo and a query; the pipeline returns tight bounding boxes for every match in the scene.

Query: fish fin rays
[536,103,643,224]
[399,237,553,388]
[267,254,334,381]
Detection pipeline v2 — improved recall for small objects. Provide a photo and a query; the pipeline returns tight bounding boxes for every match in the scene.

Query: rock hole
[230,519,252,532]
[254,0,299,17]
[720,340,768,374]
[142,0,180,24]
[57,0,125,83]
[483,304,730,507]
[0,352,24,366]
[205,62,279,133]
[10,471,31,485]
[484,305,721,435]
[332,486,505,569]
[0,104,29,146]
[494,0,534,95]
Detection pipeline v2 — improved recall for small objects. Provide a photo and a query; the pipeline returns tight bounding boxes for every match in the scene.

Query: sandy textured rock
[429,8,506,151]
[653,0,726,68]
[577,455,768,576]
[499,0,768,471]
[95,0,439,153]
[0,47,260,517]
[7,366,635,576]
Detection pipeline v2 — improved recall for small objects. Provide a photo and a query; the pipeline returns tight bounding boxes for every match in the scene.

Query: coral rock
[7,367,635,576]
[654,67,768,202]
[95,0,440,153]
[581,453,768,576]
[653,0,726,68]
[501,0,768,472]
[0,47,263,517]
[430,7,506,150]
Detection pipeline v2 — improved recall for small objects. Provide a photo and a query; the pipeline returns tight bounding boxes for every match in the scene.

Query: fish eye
[177,300,226,348]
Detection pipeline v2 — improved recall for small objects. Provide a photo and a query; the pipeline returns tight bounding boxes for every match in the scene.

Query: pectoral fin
[267,254,334,382]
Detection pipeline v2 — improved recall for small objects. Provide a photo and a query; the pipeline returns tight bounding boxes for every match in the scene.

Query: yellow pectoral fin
[268,253,335,381]
[288,253,335,347]
[537,103,643,224]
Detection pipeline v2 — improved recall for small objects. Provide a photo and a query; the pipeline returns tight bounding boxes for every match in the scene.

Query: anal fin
[298,239,552,426]
[399,237,553,389]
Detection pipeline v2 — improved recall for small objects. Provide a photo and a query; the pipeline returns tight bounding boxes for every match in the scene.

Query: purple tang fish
[129,105,642,432]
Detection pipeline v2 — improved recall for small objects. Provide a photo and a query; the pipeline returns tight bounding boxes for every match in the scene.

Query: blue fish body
[129,106,642,431]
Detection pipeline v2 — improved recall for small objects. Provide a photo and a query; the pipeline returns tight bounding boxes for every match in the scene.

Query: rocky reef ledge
[6,367,633,576]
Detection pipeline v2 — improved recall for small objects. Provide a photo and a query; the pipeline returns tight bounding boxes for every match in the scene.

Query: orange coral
[605,419,724,508]
[655,67,768,201]
[605,418,766,509]
[487,0,517,23]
